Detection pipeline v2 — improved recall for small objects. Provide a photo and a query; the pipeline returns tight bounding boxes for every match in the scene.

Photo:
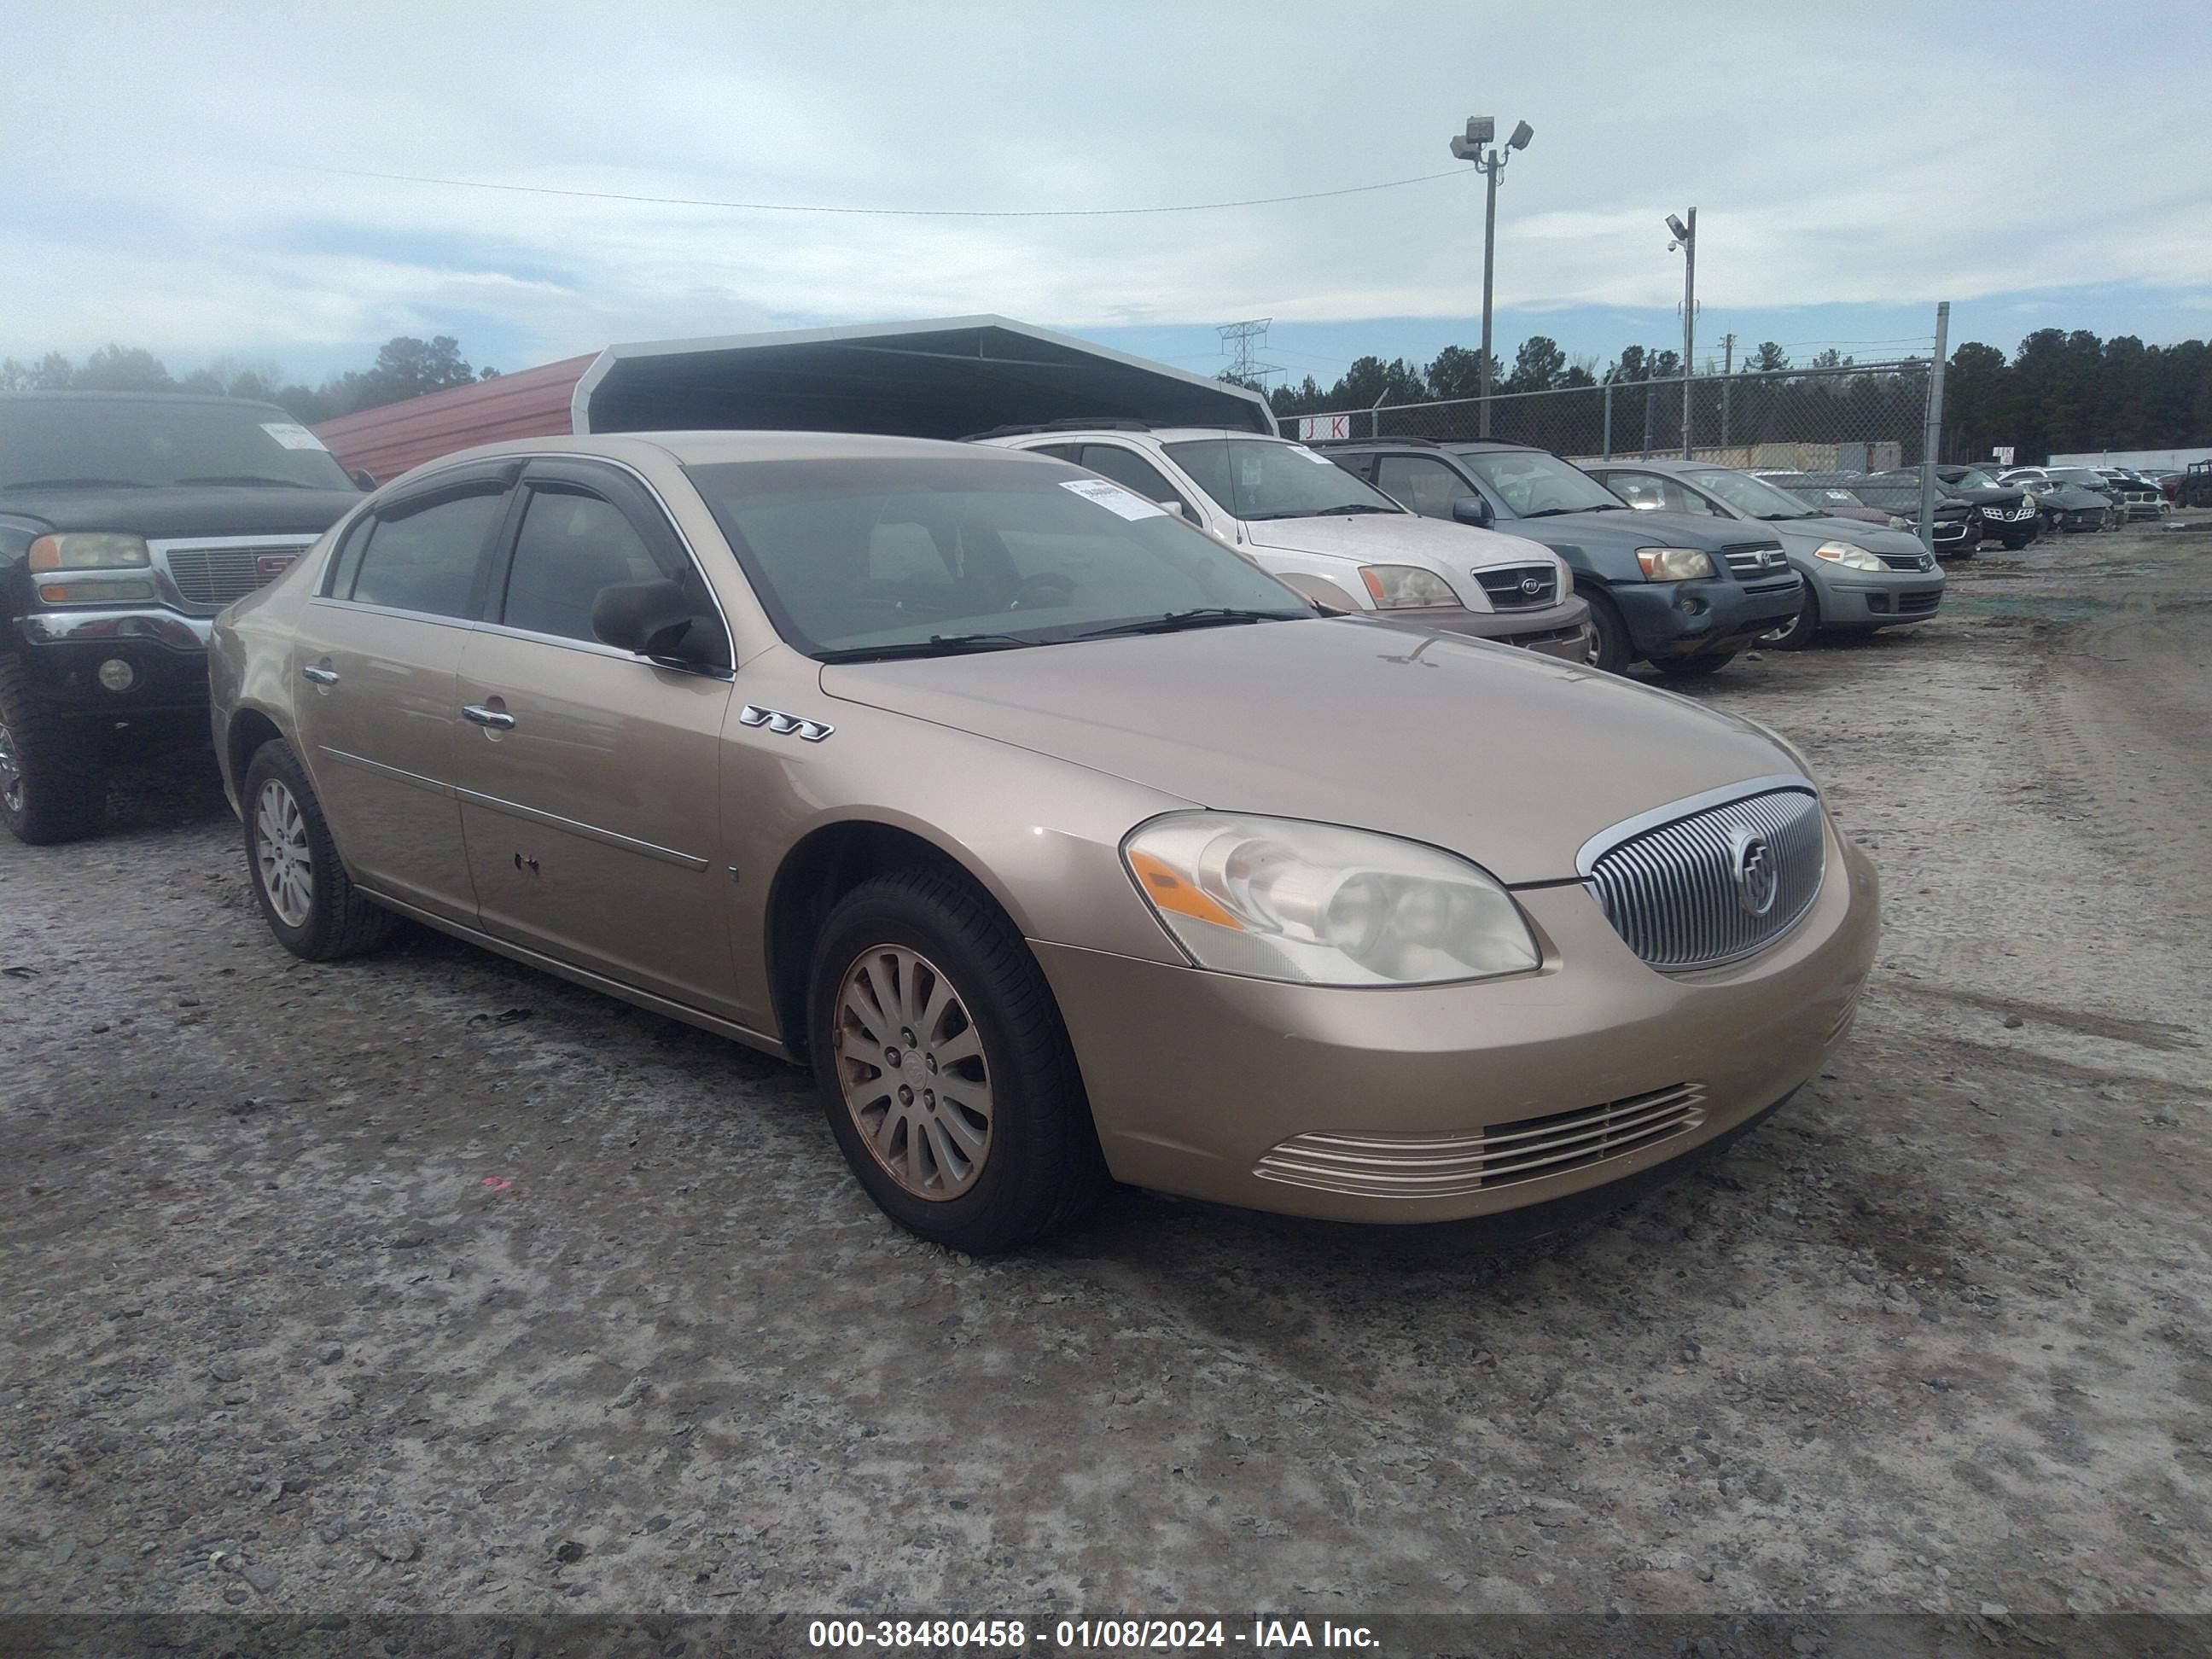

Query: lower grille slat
[1254,1083,1708,1200]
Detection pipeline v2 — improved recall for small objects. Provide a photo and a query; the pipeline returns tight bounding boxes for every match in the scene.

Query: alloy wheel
[0,721,20,817]
[253,777,314,928]
[833,944,993,1201]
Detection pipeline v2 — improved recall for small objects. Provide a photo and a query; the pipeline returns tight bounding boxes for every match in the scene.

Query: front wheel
[242,739,397,960]
[0,660,108,846]
[1653,651,1737,679]
[809,867,1104,1253]
[1582,589,1633,674]
[2001,533,2035,550]
[1767,587,1821,651]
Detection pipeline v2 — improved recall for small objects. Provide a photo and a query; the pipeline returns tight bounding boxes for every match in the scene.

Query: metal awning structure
[572,316,1274,439]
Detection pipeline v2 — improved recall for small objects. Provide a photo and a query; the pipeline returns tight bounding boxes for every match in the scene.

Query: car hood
[1493,507,1766,561]
[1239,511,1559,573]
[819,617,1803,886]
[2036,485,2110,509]
[1768,517,1930,559]
[0,484,363,538]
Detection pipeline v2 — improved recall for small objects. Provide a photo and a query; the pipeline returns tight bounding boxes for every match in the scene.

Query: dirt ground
[3,518,2208,1627]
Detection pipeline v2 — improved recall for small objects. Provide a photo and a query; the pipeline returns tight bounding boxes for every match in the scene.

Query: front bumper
[1803,562,1946,628]
[1930,516,1977,551]
[1380,596,1594,662]
[14,608,215,714]
[1977,508,2040,541]
[1611,572,1805,662]
[1037,823,1879,1224]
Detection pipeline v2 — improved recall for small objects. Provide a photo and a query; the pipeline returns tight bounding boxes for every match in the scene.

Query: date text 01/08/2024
[806,1618,1382,1650]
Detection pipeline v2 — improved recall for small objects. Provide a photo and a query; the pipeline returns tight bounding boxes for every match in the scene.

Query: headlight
[28,533,151,571]
[1634,547,1716,580]
[1812,540,1884,571]
[1358,565,1460,608]
[1122,812,1540,987]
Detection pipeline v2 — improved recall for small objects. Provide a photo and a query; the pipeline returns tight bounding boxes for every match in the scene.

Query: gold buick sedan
[210,432,1878,1253]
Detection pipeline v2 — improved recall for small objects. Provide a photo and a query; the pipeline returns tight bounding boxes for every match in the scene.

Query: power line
[298,163,1475,220]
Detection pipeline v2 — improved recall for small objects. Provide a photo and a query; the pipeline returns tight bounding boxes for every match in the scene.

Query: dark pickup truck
[1,392,362,842]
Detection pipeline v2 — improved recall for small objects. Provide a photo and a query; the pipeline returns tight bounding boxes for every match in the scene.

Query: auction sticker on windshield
[1060,477,1165,520]
[259,421,329,451]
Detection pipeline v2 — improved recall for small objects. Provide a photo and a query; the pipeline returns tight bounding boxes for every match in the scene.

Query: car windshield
[1691,469,1824,520]
[684,455,1313,660]
[1448,447,1624,517]
[1950,469,2000,488]
[0,399,355,492]
[1160,439,1401,521]
[2051,469,2107,486]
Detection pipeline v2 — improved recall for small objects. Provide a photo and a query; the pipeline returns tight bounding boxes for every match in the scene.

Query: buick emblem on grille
[1517,574,1544,597]
[1730,828,1778,917]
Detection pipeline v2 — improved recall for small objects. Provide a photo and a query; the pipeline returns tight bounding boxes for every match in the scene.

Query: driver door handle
[461,704,516,731]
[300,665,340,685]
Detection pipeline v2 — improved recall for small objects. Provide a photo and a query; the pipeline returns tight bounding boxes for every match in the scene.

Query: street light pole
[1451,116,1533,439]
[1668,207,1697,458]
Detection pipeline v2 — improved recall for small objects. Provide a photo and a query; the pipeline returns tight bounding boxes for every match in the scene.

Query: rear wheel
[1653,651,1737,679]
[0,660,108,846]
[809,866,1104,1253]
[241,739,396,960]
[1582,589,1633,674]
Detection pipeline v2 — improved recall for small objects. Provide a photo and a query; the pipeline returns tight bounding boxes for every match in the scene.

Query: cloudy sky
[5,0,2209,391]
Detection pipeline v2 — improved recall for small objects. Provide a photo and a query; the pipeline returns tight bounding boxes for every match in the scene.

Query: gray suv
[1320,439,1802,677]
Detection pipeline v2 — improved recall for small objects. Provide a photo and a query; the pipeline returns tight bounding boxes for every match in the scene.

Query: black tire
[1582,588,1633,674]
[1652,651,1737,679]
[0,658,108,846]
[2001,533,2035,551]
[240,738,396,961]
[808,866,1105,1254]
[1767,586,1821,651]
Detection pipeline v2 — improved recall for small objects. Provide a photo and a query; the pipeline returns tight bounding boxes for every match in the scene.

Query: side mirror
[591,579,726,672]
[350,469,377,492]
[1161,498,1196,522]
[1450,494,1493,527]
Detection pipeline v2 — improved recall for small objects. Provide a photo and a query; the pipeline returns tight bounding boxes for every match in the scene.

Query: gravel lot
[3,520,2208,1627]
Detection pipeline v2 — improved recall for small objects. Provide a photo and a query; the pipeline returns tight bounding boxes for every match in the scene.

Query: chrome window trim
[452,787,709,872]
[307,597,480,632]
[1575,773,1815,879]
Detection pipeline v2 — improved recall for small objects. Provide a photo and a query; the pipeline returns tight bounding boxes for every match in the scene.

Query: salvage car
[971,423,1592,662]
[2011,475,2116,534]
[1751,476,1912,532]
[1317,438,1802,677]
[1,391,363,842]
[1580,460,1943,651]
[1924,467,2041,549]
[209,432,1879,1252]
[1798,471,1980,556]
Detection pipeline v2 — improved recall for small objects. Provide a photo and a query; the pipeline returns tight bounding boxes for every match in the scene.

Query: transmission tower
[1216,318,1281,386]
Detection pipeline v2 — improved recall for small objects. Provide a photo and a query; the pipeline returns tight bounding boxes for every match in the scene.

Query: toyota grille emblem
[1517,574,1545,597]
[1730,829,1778,917]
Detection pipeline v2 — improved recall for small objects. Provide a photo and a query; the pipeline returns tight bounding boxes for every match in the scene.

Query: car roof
[0,389,291,415]
[990,426,1271,444]
[1592,457,1726,476]
[438,429,1078,469]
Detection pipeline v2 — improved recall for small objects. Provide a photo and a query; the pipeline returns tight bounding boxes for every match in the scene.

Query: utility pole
[1918,301,1951,555]
[1450,115,1534,439]
[1667,208,1697,458]
[1720,333,1735,455]
[1215,318,1280,387]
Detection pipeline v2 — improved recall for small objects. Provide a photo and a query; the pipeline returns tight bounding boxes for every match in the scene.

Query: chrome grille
[1474,562,1558,611]
[1720,542,1787,579]
[1254,1083,1708,1200]
[1877,550,1934,571]
[155,538,315,609]
[1582,784,1825,970]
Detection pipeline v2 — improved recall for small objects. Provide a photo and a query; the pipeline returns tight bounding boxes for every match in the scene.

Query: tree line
[0,336,498,426]
[1247,329,2212,463]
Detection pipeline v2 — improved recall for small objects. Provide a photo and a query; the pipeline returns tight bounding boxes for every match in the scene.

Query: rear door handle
[461,704,516,731]
[300,665,340,686]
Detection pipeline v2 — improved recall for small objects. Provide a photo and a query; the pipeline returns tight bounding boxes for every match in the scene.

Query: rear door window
[1373,456,1466,520]
[345,488,506,618]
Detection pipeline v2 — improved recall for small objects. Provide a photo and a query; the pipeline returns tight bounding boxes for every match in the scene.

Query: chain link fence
[1292,360,1934,474]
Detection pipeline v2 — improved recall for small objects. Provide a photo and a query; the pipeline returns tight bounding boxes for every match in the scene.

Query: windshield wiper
[1068,608,1297,641]
[2,477,148,492]
[1758,509,1821,521]
[814,632,1039,663]
[172,474,313,488]
[1322,504,1400,516]
[1518,506,1591,519]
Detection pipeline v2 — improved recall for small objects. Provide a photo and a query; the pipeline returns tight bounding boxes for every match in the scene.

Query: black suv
[1318,439,1802,676]
[1,392,362,842]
